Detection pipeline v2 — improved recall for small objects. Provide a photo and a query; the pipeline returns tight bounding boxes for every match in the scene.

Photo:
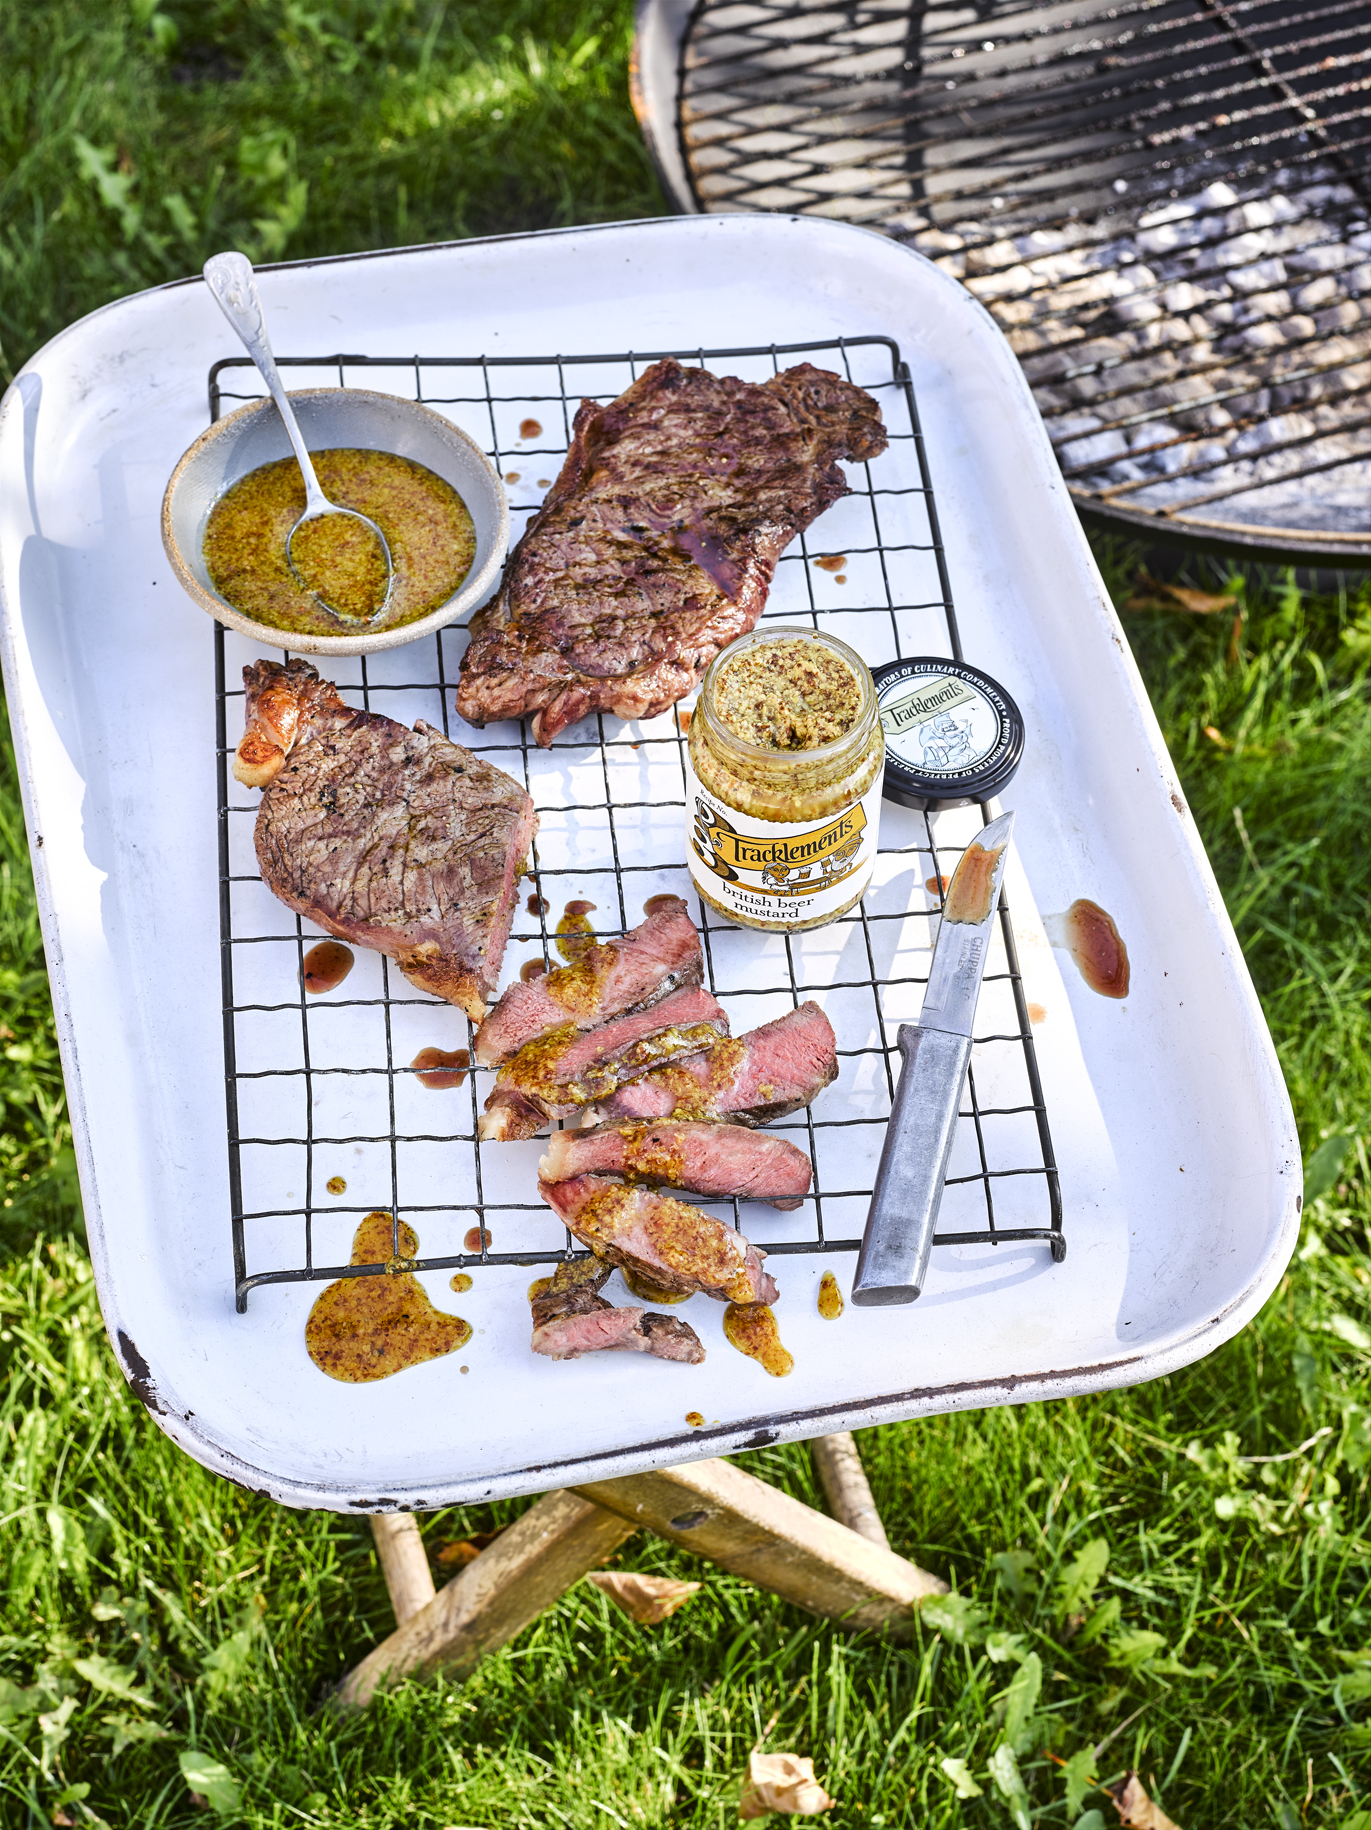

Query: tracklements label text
[684,761,883,927]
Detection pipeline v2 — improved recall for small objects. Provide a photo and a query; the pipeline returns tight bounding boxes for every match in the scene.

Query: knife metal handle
[851,1024,972,1307]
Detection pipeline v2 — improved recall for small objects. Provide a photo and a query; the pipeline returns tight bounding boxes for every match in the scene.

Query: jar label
[877,671,1004,776]
[683,762,883,927]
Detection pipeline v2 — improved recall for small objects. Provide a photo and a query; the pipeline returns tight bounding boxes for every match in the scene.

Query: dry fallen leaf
[587,1570,702,1625]
[739,1751,836,1819]
[436,1529,505,1568]
[1108,1771,1181,1830]
[1125,572,1237,616]
[1203,725,1230,748]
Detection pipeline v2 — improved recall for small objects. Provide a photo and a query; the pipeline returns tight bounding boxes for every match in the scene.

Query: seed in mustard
[713,636,863,751]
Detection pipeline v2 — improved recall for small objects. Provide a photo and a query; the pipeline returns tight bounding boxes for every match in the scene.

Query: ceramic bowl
[161,387,509,655]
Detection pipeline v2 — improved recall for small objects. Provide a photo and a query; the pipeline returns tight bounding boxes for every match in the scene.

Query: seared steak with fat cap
[235,658,536,1021]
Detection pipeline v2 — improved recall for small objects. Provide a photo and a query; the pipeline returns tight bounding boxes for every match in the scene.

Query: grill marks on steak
[455,359,888,744]
[479,985,730,1142]
[529,1257,705,1363]
[474,896,701,1066]
[236,659,536,1021]
[541,1121,812,1211]
[540,1174,778,1306]
[582,1001,838,1127]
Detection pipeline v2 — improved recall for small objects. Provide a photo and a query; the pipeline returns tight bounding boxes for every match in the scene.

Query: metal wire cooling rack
[210,335,1064,1313]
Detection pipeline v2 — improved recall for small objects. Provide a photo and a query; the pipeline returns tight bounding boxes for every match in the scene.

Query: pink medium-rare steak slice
[454,359,888,745]
[479,985,729,1142]
[529,1257,704,1363]
[235,659,536,1022]
[474,895,702,1066]
[540,1174,778,1305]
[582,1001,838,1127]
[540,1121,812,1211]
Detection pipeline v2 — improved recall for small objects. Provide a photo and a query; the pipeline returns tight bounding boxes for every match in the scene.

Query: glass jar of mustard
[684,626,884,932]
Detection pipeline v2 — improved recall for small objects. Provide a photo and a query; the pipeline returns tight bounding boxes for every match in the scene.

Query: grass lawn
[3,4,1371,1826]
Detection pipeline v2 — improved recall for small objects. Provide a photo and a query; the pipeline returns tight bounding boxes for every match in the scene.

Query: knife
[851,809,1016,1307]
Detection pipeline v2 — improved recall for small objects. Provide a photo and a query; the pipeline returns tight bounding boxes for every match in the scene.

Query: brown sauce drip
[685,1411,705,1428]
[305,1212,470,1383]
[817,1270,844,1320]
[643,893,683,917]
[943,842,1003,925]
[326,1175,347,1196]
[411,1046,470,1090]
[555,900,598,962]
[925,873,949,897]
[834,574,847,584]
[527,891,547,916]
[464,1225,492,1253]
[519,418,543,440]
[723,1302,794,1376]
[450,1272,473,1293]
[521,957,549,982]
[504,471,520,484]
[676,706,693,735]
[813,554,847,573]
[1065,900,1130,998]
[302,940,354,994]
[1027,1002,1047,1025]
[537,478,551,488]
[621,1264,692,1306]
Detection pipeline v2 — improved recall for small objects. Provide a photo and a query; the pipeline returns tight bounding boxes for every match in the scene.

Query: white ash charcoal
[1231,413,1318,457]
[1295,184,1359,210]
[1059,426,1129,468]
[933,253,966,279]
[913,229,964,255]
[1287,243,1360,274]
[1278,314,1317,344]
[966,264,1035,300]
[1348,263,1371,293]
[1352,231,1371,253]
[1226,200,1278,233]
[1015,228,1072,258]
[1212,231,1275,269]
[1228,258,1287,293]
[1240,289,1293,320]
[1295,275,1342,312]
[1265,195,1306,225]
[1313,302,1367,334]
[1199,182,1239,209]
[1161,281,1209,313]
[1203,301,1238,327]
[1111,295,1165,326]
[1241,321,1288,352]
[1138,200,1197,229]
[963,238,1019,276]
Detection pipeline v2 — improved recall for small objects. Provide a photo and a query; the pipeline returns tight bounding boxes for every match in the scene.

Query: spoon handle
[202,252,330,517]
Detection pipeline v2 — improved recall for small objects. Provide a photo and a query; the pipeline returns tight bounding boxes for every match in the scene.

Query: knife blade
[851,809,1016,1306]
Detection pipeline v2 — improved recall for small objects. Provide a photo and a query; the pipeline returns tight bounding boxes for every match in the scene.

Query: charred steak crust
[454,358,888,745]
[239,659,536,1022]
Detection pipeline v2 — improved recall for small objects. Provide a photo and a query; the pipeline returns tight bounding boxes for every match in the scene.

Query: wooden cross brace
[339,1434,946,1708]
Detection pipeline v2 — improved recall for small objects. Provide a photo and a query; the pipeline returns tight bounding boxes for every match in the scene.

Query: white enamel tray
[0,217,1298,1511]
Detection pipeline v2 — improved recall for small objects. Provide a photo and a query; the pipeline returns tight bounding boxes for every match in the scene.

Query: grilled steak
[479,984,730,1142]
[582,1001,837,1126]
[474,895,701,1066]
[541,1121,812,1211]
[529,1257,704,1363]
[235,659,536,1021]
[540,1175,778,1305]
[455,359,888,744]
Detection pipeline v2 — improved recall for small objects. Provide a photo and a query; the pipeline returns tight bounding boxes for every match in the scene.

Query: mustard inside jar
[685,627,884,932]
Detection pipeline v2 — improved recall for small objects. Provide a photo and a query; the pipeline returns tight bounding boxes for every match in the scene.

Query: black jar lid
[871,656,1024,810]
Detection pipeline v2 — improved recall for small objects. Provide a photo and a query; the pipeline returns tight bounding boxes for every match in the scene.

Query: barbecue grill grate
[210,336,1063,1314]
[636,0,1371,560]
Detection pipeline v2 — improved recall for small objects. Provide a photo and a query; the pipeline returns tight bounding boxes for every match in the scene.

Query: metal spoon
[202,251,394,627]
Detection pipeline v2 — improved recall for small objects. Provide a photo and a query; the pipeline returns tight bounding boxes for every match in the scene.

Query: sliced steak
[540,1174,778,1305]
[474,896,701,1066]
[541,1121,812,1210]
[479,985,729,1142]
[582,1001,837,1127]
[529,1257,704,1363]
[236,659,536,1022]
[455,359,888,744]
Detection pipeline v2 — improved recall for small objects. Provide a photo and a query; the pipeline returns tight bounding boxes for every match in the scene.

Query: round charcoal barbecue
[633,0,1371,562]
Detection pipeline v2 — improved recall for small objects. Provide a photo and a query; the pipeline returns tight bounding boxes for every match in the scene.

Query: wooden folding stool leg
[339,1453,945,1707]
